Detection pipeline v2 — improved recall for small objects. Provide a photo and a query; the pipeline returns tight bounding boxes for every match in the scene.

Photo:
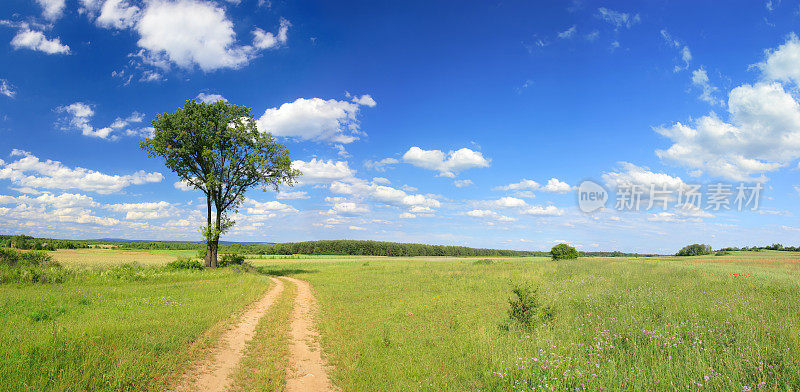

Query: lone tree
[550,243,578,260]
[141,100,299,268]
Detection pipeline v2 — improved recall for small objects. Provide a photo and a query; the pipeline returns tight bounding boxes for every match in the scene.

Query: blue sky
[1,0,800,253]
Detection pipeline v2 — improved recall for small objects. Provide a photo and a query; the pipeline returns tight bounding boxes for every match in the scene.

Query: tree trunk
[210,241,218,268]
[205,195,214,268]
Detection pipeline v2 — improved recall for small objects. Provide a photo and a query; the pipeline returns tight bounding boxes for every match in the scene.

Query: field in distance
[2,248,799,391]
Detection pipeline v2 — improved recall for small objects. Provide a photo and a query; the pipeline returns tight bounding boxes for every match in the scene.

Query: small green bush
[676,244,712,256]
[550,243,578,260]
[166,256,205,270]
[218,253,245,268]
[472,259,495,265]
[507,285,554,329]
[100,263,151,281]
[715,250,731,256]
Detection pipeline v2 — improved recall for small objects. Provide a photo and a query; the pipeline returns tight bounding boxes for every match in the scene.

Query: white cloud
[756,33,800,87]
[597,7,640,29]
[402,147,490,177]
[364,157,399,172]
[521,205,564,216]
[372,177,391,185]
[245,199,297,215]
[656,82,800,180]
[106,201,174,220]
[330,202,369,215]
[494,179,540,191]
[541,178,572,193]
[329,178,441,213]
[36,0,66,21]
[10,26,70,54]
[173,180,195,191]
[276,190,309,199]
[492,196,527,208]
[691,67,721,105]
[96,0,141,29]
[558,25,576,39]
[252,18,289,49]
[348,225,366,231]
[196,92,227,103]
[257,95,376,144]
[0,79,16,98]
[135,0,289,72]
[603,162,687,190]
[57,102,145,139]
[0,150,163,194]
[399,212,416,219]
[292,159,355,185]
[453,179,473,187]
[465,209,516,222]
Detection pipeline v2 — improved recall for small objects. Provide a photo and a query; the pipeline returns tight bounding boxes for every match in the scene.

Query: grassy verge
[231,278,297,392]
[0,264,271,392]
[252,251,800,391]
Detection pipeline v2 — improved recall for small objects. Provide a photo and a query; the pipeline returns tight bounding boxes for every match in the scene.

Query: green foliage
[506,285,555,329]
[715,250,731,256]
[166,256,205,270]
[0,248,69,284]
[141,99,299,267]
[0,234,88,250]
[218,253,245,267]
[550,243,579,260]
[676,243,713,256]
[472,259,495,265]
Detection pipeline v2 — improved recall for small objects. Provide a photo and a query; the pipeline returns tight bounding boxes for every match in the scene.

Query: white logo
[577,180,607,213]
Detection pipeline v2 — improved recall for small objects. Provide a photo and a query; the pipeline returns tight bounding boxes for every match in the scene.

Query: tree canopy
[550,243,579,260]
[141,100,299,267]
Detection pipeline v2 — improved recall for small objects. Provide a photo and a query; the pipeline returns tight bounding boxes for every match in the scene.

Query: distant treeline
[2,234,664,257]
[116,240,544,257]
[0,235,90,251]
[719,244,800,252]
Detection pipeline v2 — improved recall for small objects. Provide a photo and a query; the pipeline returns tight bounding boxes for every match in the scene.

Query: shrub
[166,256,205,270]
[218,253,245,268]
[715,250,731,256]
[0,249,68,284]
[507,285,554,329]
[473,259,495,265]
[100,263,151,281]
[676,244,713,256]
[550,243,578,260]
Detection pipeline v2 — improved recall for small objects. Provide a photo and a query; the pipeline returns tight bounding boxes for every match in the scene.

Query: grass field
[2,249,800,391]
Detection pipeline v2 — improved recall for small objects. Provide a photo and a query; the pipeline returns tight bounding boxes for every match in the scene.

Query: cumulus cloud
[756,33,800,86]
[257,95,376,144]
[402,147,490,177]
[521,205,564,216]
[494,179,540,191]
[0,149,163,194]
[36,0,66,21]
[96,0,141,29]
[10,25,70,54]
[292,159,356,185]
[252,18,290,49]
[329,202,369,215]
[245,199,297,215]
[329,178,441,214]
[541,178,572,193]
[276,190,309,199]
[106,201,174,220]
[56,102,147,139]
[491,196,527,208]
[453,179,473,187]
[656,82,800,180]
[603,162,687,190]
[133,0,289,72]
[0,79,16,98]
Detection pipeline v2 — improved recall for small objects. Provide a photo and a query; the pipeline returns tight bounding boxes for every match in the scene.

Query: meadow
[1,248,798,391]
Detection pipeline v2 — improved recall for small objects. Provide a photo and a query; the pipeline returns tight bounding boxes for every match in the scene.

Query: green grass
[251,251,800,391]
[0,266,272,392]
[3,249,800,391]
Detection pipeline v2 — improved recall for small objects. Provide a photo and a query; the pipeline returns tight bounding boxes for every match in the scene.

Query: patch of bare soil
[283,276,337,392]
